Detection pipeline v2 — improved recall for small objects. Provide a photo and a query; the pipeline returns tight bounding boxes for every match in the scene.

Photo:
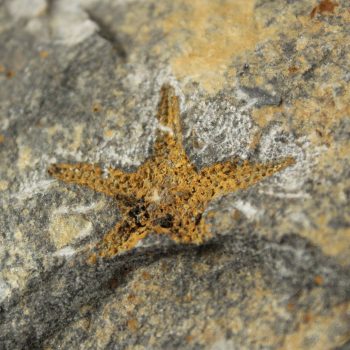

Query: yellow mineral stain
[252,78,350,147]
[329,231,350,266]
[282,143,350,264]
[162,0,277,93]
[127,318,139,332]
[92,102,102,113]
[17,146,33,170]
[49,214,92,249]
[0,180,8,191]
[39,50,49,59]
[187,273,284,348]
[103,129,114,139]
[106,109,126,128]
[252,105,284,128]
[249,60,350,262]
[302,144,350,264]
[46,124,63,137]
[69,124,84,152]
[141,271,152,281]
[281,302,350,350]
[5,70,15,79]
[14,229,23,241]
[313,275,324,286]
[187,271,349,349]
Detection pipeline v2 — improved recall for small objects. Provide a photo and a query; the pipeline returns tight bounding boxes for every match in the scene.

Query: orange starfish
[48,85,295,258]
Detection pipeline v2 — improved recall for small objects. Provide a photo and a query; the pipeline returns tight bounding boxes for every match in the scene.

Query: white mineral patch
[7,0,47,19]
[93,66,186,168]
[13,179,55,201]
[49,214,93,249]
[287,211,313,230]
[50,0,98,46]
[158,124,174,136]
[258,126,323,193]
[54,246,76,258]
[184,92,257,163]
[8,0,99,46]
[53,201,105,215]
[210,337,236,350]
[149,189,161,202]
[0,279,10,303]
[0,230,36,292]
[97,118,155,167]
[17,144,36,171]
[235,86,260,109]
[258,190,310,199]
[0,117,10,131]
[124,64,151,91]
[233,200,262,220]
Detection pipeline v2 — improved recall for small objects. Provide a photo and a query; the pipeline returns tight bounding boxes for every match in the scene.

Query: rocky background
[0,0,350,349]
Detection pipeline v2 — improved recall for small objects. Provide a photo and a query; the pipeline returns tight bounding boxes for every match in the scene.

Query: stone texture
[0,0,349,349]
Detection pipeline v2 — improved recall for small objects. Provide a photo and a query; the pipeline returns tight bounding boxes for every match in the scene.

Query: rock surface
[0,0,349,349]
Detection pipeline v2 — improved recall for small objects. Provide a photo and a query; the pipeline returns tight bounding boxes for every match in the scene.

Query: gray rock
[0,0,349,349]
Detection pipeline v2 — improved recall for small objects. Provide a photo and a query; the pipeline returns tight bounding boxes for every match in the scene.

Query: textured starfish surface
[48,85,295,258]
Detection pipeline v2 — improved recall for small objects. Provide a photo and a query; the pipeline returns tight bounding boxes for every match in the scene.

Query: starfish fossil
[48,85,294,258]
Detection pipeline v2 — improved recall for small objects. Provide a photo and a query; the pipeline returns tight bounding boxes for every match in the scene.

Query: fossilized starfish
[48,85,295,258]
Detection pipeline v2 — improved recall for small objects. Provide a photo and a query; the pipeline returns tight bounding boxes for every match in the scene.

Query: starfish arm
[199,157,295,197]
[173,214,213,244]
[153,84,187,161]
[48,163,134,197]
[97,217,150,257]
[97,211,212,258]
